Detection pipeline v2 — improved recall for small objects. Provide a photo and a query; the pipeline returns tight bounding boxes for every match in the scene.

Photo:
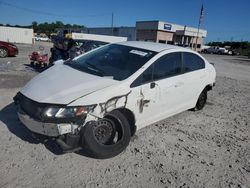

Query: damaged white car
[14,41,216,158]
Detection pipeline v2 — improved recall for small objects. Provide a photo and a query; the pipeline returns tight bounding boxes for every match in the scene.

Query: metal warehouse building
[0,26,34,44]
[136,20,207,50]
[86,27,136,41]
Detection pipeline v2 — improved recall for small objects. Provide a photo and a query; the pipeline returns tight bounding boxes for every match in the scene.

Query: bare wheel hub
[0,48,7,57]
[94,119,115,144]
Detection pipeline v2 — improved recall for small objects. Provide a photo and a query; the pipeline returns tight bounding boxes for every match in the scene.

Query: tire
[194,89,207,111]
[81,110,131,159]
[0,47,8,58]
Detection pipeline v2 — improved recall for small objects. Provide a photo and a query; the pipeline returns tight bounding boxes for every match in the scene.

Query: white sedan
[14,41,216,158]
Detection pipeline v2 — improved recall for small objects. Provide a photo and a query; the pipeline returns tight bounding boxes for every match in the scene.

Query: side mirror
[150,82,156,89]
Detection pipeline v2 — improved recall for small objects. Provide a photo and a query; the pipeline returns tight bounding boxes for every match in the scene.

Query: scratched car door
[129,65,160,129]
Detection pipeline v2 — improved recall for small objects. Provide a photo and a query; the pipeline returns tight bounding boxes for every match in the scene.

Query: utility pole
[111,12,114,36]
[195,27,200,51]
[195,5,204,51]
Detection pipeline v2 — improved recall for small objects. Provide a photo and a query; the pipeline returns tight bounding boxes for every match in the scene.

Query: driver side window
[130,65,153,87]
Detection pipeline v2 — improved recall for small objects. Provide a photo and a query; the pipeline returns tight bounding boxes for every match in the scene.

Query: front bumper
[18,108,76,137]
[9,47,18,56]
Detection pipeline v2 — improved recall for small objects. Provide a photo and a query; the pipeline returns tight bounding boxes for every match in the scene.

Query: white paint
[118,41,182,52]
[20,63,118,104]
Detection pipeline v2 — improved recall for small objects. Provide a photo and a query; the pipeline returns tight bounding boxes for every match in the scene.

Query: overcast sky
[0,0,249,42]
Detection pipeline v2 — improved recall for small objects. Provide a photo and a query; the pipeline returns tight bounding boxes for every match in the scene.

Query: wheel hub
[94,119,115,144]
[0,49,7,57]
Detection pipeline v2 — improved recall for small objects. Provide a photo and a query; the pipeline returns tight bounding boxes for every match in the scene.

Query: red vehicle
[0,40,18,57]
[29,46,49,67]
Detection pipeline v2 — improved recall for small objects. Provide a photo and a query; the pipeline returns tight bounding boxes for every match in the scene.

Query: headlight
[43,105,96,119]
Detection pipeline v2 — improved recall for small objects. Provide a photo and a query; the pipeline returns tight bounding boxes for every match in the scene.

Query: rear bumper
[18,108,75,137]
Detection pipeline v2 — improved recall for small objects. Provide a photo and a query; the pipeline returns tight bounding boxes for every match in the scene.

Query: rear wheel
[194,89,207,111]
[0,47,8,58]
[81,110,131,159]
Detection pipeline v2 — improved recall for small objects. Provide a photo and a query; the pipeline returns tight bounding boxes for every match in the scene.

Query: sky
[0,0,250,42]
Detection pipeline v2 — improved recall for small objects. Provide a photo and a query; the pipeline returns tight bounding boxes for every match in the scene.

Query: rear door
[180,52,207,107]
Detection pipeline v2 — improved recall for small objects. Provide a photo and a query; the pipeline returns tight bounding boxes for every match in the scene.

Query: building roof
[118,41,185,52]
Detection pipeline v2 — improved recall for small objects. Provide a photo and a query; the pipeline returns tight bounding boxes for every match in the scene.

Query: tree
[32,21,38,32]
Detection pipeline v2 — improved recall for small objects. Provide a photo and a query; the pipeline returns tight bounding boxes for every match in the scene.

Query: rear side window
[182,52,205,72]
[153,52,182,80]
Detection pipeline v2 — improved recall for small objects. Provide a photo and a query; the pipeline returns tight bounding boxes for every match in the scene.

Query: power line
[0,0,109,18]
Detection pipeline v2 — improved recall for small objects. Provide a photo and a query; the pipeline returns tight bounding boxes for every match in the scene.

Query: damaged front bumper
[14,93,89,152]
[14,92,87,137]
[17,107,84,152]
[17,107,77,137]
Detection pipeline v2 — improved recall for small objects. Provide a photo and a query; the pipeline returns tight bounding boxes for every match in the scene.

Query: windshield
[65,44,157,81]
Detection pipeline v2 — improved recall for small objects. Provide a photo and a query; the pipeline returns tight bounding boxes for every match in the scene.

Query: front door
[130,52,184,129]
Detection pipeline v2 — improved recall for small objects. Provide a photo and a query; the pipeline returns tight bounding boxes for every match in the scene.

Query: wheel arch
[205,84,213,91]
[0,46,9,57]
[106,108,136,136]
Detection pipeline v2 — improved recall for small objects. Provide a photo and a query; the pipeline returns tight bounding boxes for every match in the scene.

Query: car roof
[117,41,187,52]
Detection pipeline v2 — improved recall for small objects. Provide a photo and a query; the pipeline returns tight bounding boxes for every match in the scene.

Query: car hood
[20,64,118,104]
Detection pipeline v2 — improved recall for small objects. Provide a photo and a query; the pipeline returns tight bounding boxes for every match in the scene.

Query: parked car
[203,46,229,55]
[14,41,216,158]
[0,40,18,58]
[201,45,210,53]
[231,49,240,56]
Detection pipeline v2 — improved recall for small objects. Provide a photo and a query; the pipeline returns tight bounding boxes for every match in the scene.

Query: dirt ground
[0,42,249,188]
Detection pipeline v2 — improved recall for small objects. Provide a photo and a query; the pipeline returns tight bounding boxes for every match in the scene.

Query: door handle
[150,82,156,89]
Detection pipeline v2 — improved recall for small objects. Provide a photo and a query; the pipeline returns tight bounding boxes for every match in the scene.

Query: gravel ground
[0,43,250,188]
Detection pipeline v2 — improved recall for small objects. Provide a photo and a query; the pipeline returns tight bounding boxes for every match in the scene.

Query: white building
[0,26,34,44]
